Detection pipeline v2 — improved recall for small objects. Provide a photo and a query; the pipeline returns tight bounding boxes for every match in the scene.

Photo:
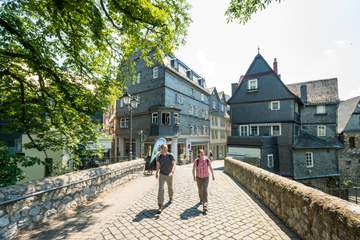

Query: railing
[326,186,360,205]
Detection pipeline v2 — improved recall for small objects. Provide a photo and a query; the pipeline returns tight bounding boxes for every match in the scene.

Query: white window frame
[305,152,314,168]
[316,105,326,114]
[174,113,180,125]
[151,112,158,125]
[201,93,205,101]
[267,154,274,168]
[271,124,281,136]
[176,94,184,104]
[194,106,198,116]
[162,112,171,126]
[136,72,141,84]
[295,103,299,113]
[188,104,194,115]
[250,126,259,136]
[271,101,280,111]
[239,125,249,136]
[317,125,326,137]
[212,101,216,109]
[152,66,159,79]
[248,79,258,91]
[120,118,129,128]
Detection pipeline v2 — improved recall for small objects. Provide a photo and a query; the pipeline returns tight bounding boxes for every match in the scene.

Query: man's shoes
[168,197,173,204]
[157,208,162,214]
[203,202,208,214]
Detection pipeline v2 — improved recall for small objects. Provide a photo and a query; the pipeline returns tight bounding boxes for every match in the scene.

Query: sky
[175,0,360,100]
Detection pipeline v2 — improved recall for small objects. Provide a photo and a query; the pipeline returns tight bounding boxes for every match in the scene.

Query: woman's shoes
[203,202,208,214]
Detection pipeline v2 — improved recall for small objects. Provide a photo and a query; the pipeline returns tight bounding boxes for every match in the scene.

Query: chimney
[231,83,239,95]
[273,58,278,74]
[300,85,307,103]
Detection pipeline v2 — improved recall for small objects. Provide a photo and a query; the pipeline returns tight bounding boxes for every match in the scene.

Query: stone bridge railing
[225,157,360,240]
[0,159,145,240]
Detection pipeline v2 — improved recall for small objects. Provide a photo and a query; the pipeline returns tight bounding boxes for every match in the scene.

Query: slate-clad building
[208,88,230,159]
[337,96,360,184]
[227,53,343,187]
[110,56,211,163]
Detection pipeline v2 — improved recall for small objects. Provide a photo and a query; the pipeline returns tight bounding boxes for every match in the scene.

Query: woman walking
[192,149,215,214]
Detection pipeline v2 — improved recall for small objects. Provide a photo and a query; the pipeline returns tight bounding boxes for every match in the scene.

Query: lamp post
[123,92,139,160]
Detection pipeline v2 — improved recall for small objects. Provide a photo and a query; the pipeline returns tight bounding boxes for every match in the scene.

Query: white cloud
[324,49,336,57]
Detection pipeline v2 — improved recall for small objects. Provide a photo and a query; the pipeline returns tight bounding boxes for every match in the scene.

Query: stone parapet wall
[225,157,360,240]
[0,159,144,240]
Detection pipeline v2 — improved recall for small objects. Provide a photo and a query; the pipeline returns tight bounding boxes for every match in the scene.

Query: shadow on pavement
[132,202,171,222]
[213,166,224,171]
[180,202,202,220]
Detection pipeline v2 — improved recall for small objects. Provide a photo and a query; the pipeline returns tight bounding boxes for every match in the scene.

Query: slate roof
[337,96,360,133]
[287,78,339,105]
[293,132,343,149]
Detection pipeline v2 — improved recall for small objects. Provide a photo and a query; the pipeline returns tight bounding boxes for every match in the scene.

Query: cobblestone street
[18,161,299,240]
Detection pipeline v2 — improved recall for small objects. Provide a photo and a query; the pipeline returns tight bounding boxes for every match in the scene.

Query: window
[220,104,224,112]
[205,110,209,120]
[248,79,258,91]
[136,72,141,84]
[267,154,274,168]
[271,101,280,111]
[316,105,326,114]
[119,99,124,108]
[239,125,249,136]
[317,125,326,137]
[201,93,205,101]
[305,152,313,168]
[120,118,129,128]
[194,106,198,116]
[151,113,158,124]
[174,113,180,125]
[191,88,194,96]
[203,126,207,135]
[152,66,159,79]
[250,126,259,136]
[295,103,299,113]
[162,112,170,126]
[188,105,194,115]
[176,94,184,104]
[349,136,356,148]
[212,101,216,109]
[190,125,194,135]
[271,125,281,136]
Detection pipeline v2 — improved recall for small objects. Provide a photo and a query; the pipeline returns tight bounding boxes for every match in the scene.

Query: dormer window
[271,101,280,111]
[248,79,258,91]
[316,105,326,114]
[212,101,216,109]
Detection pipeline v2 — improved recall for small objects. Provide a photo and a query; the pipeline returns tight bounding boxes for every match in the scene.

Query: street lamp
[122,92,139,160]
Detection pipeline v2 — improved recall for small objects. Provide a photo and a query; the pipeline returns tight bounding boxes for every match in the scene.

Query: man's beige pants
[158,173,173,207]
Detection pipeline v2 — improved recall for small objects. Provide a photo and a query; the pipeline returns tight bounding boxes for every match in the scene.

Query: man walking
[156,144,175,214]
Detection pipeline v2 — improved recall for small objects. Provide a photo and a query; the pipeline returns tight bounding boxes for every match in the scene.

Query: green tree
[226,0,281,24]
[0,0,190,168]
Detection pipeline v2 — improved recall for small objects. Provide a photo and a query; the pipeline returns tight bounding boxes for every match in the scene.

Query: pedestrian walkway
[17,161,300,240]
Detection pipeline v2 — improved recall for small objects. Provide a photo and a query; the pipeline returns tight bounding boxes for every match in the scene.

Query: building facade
[227,53,342,188]
[208,88,230,159]
[110,56,211,164]
[337,96,360,184]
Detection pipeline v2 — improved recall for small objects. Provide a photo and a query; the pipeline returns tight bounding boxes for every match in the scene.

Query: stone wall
[225,157,360,240]
[0,159,144,240]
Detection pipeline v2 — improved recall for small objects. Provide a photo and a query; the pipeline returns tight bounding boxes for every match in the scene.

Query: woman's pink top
[195,157,209,178]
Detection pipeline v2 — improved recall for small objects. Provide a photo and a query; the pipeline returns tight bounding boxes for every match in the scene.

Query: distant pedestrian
[156,144,175,214]
[193,149,215,214]
[209,151,214,161]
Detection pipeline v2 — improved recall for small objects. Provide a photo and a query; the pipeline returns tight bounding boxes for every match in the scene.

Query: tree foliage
[0,0,190,165]
[0,142,42,187]
[226,0,281,24]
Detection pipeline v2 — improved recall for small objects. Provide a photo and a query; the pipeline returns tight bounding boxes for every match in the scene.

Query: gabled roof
[218,91,227,103]
[287,78,339,105]
[207,87,221,101]
[228,53,302,104]
[337,96,360,133]
[293,132,343,149]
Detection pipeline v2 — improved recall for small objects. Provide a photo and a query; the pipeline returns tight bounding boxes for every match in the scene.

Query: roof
[287,78,339,105]
[293,132,343,149]
[228,53,302,104]
[337,96,360,133]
